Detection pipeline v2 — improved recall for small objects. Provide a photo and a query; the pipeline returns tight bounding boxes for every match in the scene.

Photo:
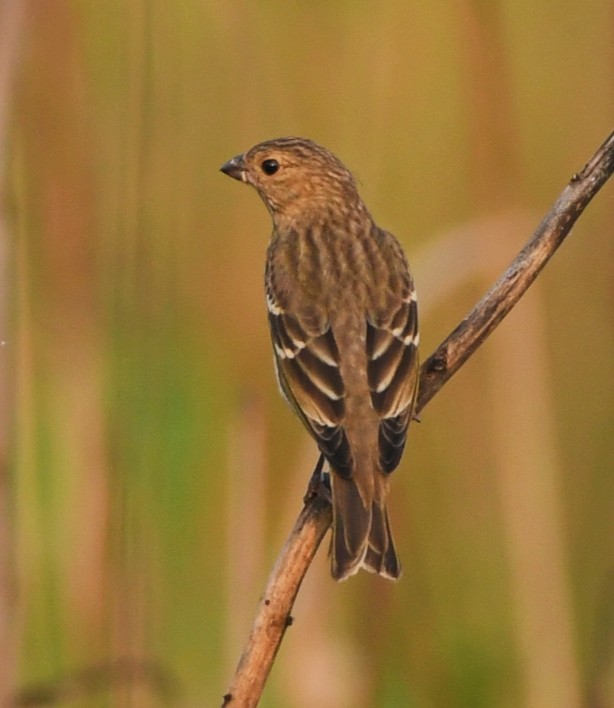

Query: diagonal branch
[416,130,614,412]
[221,130,614,708]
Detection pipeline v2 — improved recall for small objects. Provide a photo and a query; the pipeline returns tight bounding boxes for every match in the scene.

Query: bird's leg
[303,454,331,504]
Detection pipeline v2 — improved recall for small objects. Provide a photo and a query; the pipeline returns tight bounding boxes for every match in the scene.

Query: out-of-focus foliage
[2,1,613,706]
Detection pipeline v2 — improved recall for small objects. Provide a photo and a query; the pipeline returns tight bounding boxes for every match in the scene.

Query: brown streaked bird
[220,137,419,580]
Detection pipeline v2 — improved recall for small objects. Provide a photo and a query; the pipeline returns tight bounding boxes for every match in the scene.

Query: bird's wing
[366,278,419,473]
[266,287,353,477]
[265,228,418,478]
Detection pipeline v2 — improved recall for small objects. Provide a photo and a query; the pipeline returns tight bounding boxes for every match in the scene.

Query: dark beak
[220,154,247,182]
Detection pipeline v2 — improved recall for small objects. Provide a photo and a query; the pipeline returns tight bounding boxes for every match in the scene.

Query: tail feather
[330,474,401,581]
[330,475,370,580]
[364,503,401,579]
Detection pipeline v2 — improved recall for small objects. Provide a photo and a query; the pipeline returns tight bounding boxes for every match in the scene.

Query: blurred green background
[1,1,613,706]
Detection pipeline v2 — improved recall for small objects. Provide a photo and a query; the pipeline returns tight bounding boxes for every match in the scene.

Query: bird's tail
[330,474,401,581]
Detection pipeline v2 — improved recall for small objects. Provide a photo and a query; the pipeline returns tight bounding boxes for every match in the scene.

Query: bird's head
[220,137,363,223]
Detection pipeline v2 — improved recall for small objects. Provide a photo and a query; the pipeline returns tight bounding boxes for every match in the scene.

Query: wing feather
[367,286,419,474]
[267,292,353,477]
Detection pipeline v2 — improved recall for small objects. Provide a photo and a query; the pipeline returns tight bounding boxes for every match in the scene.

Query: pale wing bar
[367,290,419,473]
[268,305,353,477]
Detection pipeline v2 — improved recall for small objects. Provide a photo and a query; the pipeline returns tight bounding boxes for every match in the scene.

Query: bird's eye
[261,159,280,175]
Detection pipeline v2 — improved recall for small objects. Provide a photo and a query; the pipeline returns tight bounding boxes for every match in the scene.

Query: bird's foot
[303,454,332,505]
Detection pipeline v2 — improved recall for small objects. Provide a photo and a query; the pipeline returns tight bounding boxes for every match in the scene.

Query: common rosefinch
[221,137,419,580]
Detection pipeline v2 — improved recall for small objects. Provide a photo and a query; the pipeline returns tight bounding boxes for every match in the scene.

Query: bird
[220,137,419,580]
